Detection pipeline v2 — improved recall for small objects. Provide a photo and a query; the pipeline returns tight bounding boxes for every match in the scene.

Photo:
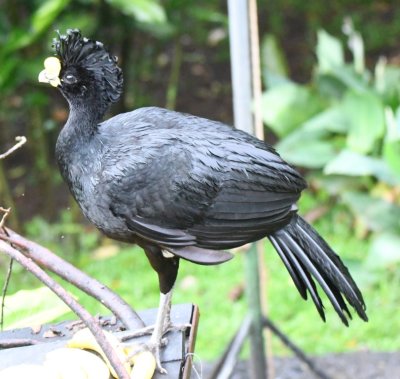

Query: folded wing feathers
[125,217,196,247]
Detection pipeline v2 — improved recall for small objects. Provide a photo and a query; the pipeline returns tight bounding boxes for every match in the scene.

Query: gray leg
[149,289,173,374]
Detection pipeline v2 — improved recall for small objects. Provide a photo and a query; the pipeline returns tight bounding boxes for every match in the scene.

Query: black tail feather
[269,214,368,325]
[270,234,326,321]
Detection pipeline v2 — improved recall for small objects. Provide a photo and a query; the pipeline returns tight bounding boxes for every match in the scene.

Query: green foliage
[106,0,166,24]
[261,35,289,88]
[24,209,100,260]
[0,0,70,90]
[316,29,345,73]
[265,26,400,185]
[324,150,395,184]
[262,24,400,272]
[261,82,324,138]
[367,233,400,270]
[343,90,385,154]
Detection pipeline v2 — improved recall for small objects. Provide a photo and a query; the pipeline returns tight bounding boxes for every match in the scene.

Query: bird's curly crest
[53,29,123,103]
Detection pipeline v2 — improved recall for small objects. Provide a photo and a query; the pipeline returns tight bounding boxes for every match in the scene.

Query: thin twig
[0,136,27,160]
[0,208,11,228]
[0,338,38,348]
[0,228,144,330]
[1,210,14,331]
[0,140,20,329]
[0,239,130,379]
[1,256,13,331]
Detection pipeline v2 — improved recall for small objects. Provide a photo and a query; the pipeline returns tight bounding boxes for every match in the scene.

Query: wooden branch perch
[0,238,130,379]
[0,228,144,330]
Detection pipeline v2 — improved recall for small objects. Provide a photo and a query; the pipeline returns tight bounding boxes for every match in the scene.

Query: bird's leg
[124,290,173,373]
[129,245,180,374]
[148,289,173,373]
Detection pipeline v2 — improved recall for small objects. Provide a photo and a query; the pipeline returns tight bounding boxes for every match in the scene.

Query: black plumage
[39,29,367,371]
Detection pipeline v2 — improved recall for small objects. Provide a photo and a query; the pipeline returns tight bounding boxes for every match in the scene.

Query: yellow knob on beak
[38,57,62,87]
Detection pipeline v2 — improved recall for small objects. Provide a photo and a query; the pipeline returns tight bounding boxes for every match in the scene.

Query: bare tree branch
[0,136,27,160]
[0,256,13,331]
[0,136,23,329]
[0,228,144,330]
[0,239,130,379]
[0,208,11,229]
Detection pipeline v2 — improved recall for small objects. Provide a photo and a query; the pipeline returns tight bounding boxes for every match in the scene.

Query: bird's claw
[151,341,167,374]
[127,338,168,374]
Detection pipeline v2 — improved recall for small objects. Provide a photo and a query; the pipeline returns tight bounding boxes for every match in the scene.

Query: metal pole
[244,243,268,379]
[227,1,268,378]
[227,0,253,134]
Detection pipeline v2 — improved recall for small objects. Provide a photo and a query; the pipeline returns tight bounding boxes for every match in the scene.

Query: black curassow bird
[39,29,367,373]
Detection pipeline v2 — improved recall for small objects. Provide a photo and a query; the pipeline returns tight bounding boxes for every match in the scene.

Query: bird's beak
[38,57,62,87]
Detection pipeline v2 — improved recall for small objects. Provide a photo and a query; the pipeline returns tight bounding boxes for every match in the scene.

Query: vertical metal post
[244,243,268,379]
[227,0,253,134]
[227,1,268,378]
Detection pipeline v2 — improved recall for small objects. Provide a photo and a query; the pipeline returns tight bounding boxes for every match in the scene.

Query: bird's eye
[64,74,78,84]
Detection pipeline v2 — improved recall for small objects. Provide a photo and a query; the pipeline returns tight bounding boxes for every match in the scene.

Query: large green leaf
[383,139,400,178]
[261,82,323,137]
[261,34,289,88]
[367,233,400,269]
[329,65,369,93]
[374,61,400,106]
[302,105,348,134]
[0,29,32,56]
[316,30,344,73]
[0,0,69,58]
[324,149,398,184]
[341,191,400,232]
[313,174,372,196]
[188,5,228,24]
[342,90,385,154]
[106,0,166,24]
[31,0,70,34]
[276,130,336,168]
[383,106,400,179]
[0,57,18,90]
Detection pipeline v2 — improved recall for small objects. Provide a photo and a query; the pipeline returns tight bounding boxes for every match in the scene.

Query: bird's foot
[120,325,155,340]
[126,337,168,374]
[123,322,191,374]
[121,322,192,340]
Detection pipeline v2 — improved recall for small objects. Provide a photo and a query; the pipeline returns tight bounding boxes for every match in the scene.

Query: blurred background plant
[1,0,400,362]
[261,18,400,277]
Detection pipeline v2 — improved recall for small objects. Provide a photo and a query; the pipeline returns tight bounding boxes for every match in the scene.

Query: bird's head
[39,29,123,112]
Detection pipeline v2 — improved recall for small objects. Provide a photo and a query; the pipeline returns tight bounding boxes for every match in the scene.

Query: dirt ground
[201,351,400,379]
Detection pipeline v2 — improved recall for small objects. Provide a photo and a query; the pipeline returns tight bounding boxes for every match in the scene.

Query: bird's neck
[58,105,98,149]
[55,102,104,182]
[69,94,109,124]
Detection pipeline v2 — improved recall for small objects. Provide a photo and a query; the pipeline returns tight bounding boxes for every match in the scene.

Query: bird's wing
[188,157,303,248]
[184,136,307,249]
[102,109,307,251]
[124,217,234,264]
[190,187,300,249]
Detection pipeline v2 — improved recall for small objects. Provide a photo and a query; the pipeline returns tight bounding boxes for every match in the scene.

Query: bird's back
[86,107,307,249]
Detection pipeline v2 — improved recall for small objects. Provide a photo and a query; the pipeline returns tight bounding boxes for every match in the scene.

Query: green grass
[3,193,400,361]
